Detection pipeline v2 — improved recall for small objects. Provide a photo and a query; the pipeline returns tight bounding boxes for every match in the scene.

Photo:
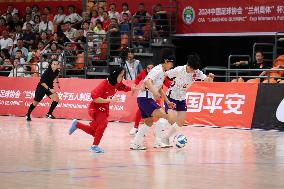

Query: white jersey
[166,65,206,101]
[137,64,166,99]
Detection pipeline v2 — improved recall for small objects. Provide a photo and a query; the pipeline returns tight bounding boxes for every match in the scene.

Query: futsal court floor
[0,116,284,189]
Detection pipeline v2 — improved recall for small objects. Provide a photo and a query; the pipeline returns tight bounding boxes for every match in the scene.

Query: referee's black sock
[48,101,58,115]
[27,104,36,116]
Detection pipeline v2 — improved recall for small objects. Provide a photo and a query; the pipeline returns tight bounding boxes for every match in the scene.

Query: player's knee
[158,111,169,120]
[144,118,153,126]
[165,114,175,125]
[51,95,59,102]
[54,94,59,101]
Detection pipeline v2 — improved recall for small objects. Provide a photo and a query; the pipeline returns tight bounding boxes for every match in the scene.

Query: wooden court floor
[0,116,284,189]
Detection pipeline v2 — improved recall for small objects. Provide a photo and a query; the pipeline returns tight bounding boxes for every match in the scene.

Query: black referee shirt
[39,67,60,89]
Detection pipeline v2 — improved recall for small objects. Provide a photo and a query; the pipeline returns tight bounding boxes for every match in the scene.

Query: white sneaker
[129,127,138,135]
[130,143,147,150]
[161,138,173,147]
[153,138,172,148]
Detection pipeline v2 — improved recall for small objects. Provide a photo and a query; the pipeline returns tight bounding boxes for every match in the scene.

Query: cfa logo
[276,98,284,122]
[182,6,195,25]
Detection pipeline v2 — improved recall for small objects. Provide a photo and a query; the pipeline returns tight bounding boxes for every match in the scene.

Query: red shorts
[88,106,109,119]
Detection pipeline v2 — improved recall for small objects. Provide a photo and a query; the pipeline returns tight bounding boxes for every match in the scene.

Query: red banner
[0,77,258,128]
[177,0,284,35]
[186,82,258,129]
[0,77,137,122]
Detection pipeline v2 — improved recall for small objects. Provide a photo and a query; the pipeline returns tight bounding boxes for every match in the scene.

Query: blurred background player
[130,49,176,150]
[68,66,137,153]
[25,60,60,121]
[155,54,214,146]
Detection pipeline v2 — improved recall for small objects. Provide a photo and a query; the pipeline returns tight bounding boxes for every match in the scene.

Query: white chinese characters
[0,90,21,98]
[186,92,246,114]
[203,93,224,113]
[186,92,204,112]
[223,93,245,114]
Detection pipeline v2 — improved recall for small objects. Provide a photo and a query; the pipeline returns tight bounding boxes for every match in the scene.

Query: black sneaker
[26,115,31,121]
[46,114,56,119]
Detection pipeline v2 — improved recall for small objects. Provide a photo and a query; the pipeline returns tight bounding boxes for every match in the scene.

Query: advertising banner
[177,0,284,35]
[0,77,258,129]
[186,82,258,128]
[0,77,137,122]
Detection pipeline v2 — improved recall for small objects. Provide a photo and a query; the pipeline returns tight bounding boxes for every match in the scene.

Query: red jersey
[134,68,172,88]
[134,69,148,85]
[88,80,131,116]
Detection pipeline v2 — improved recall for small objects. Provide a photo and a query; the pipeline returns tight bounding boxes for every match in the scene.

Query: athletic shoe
[26,115,31,121]
[130,143,147,150]
[161,137,173,147]
[46,114,56,119]
[153,138,172,148]
[89,145,104,153]
[68,119,78,135]
[129,127,138,135]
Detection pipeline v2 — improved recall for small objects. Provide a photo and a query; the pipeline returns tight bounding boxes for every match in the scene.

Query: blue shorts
[137,97,161,119]
[164,96,187,112]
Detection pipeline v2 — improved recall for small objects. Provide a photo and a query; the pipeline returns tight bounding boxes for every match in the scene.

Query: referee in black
[26,60,60,121]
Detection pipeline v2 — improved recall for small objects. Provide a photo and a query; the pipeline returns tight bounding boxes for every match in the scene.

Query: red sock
[77,121,95,136]
[134,110,141,128]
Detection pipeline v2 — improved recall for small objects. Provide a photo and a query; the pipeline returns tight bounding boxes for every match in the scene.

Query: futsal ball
[173,134,188,148]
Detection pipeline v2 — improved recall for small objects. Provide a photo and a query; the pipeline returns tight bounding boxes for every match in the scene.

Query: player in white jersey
[130,49,176,150]
[155,54,214,146]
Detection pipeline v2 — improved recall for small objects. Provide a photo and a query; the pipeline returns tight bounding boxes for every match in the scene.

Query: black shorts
[34,85,53,102]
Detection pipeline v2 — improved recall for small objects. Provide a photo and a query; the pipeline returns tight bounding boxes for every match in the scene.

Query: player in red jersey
[68,66,136,153]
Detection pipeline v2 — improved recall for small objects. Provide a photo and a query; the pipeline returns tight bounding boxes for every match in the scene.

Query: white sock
[133,124,150,145]
[165,123,179,139]
[154,118,169,139]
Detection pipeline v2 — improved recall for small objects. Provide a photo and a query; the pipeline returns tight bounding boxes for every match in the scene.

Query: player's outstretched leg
[69,120,97,136]
[69,119,78,135]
